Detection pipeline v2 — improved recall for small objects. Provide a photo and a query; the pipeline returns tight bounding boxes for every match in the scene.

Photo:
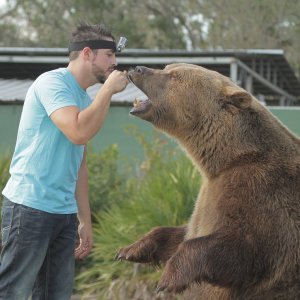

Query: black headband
[68,40,116,52]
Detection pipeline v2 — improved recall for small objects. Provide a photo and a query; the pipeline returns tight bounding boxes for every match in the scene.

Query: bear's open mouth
[130,98,152,115]
[127,71,152,115]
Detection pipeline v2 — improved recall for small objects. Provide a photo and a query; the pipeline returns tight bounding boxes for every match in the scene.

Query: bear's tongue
[130,98,151,115]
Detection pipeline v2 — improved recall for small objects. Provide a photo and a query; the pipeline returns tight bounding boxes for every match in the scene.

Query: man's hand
[102,70,129,94]
[75,222,93,259]
[50,71,129,145]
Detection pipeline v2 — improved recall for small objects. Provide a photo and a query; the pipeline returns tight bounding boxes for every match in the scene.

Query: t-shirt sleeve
[86,94,93,107]
[35,73,78,116]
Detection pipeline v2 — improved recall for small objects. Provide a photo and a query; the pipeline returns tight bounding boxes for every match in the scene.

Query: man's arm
[50,70,128,145]
[75,146,93,259]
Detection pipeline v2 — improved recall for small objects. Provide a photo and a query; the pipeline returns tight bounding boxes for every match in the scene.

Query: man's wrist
[99,85,114,98]
[77,216,92,226]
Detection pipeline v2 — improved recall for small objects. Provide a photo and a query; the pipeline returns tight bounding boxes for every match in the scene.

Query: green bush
[75,136,201,298]
[0,146,123,218]
[0,152,11,191]
[87,144,126,214]
[0,133,202,299]
[0,152,11,217]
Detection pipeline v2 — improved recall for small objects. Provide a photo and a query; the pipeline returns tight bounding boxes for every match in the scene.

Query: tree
[201,0,300,76]
[0,0,299,76]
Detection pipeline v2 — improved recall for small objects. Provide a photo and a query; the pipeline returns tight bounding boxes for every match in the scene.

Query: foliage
[0,146,123,216]
[75,136,201,298]
[201,0,300,76]
[1,0,300,76]
[0,152,11,213]
[86,144,126,214]
[0,133,201,298]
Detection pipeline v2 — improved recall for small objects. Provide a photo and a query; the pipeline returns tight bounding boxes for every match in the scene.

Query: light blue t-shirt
[2,68,92,214]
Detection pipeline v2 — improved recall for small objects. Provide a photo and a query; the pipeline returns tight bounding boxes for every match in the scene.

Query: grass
[0,132,202,299]
[75,135,201,298]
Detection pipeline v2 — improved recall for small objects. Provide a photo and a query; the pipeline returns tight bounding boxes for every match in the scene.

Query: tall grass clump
[0,152,11,191]
[87,144,126,213]
[75,133,201,299]
[0,152,11,220]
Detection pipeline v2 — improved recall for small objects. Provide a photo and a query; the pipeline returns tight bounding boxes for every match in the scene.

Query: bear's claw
[156,284,166,293]
[115,253,124,261]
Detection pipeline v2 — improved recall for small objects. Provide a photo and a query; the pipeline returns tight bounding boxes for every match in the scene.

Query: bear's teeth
[133,98,140,107]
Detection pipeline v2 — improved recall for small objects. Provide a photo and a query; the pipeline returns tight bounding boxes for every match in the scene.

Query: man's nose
[112,55,117,66]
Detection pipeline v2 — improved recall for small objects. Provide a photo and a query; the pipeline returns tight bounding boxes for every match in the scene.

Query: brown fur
[116,64,300,299]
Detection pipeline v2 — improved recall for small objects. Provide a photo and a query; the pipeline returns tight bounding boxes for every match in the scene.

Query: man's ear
[82,47,93,61]
[222,85,252,114]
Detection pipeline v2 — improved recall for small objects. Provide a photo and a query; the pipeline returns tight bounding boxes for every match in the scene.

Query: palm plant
[0,152,11,243]
[86,144,126,214]
[75,136,201,299]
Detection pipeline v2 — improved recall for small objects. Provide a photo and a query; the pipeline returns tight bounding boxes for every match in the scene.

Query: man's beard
[96,73,106,84]
[92,63,107,84]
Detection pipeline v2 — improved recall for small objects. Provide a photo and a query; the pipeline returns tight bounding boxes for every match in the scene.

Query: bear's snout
[134,66,153,76]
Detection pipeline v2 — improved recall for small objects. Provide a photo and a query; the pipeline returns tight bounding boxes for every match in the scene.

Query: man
[0,23,128,299]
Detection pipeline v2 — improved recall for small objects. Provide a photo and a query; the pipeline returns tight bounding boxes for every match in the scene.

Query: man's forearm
[50,70,128,145]
[75,69,128,144]
[76,158,91,226]
[75,151,94,258]
[76,86,113,144]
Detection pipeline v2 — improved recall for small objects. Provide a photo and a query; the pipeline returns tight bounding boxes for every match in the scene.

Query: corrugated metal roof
[0,47,299,104]
[0,79,32,101]
[0,79,147,103]
[88,82,147,103]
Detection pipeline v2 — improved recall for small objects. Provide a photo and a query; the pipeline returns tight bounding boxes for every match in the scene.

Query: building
[0,47,299,157]
[0,47,299,105]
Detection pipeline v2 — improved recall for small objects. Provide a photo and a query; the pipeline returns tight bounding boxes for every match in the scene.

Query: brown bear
[116,63,300,299]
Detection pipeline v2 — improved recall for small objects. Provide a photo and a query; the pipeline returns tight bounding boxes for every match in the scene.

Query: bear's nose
[135,66,147,74]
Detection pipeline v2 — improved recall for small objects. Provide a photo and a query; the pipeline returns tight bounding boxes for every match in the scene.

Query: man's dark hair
[69,22,115,60]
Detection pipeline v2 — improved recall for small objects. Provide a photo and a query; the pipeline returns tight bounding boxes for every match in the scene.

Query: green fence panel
[1,105,299,158]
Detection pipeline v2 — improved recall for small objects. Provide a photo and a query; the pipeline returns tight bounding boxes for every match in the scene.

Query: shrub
[0,146,124,219]
[0,152,11,193]
[0,152,11,217]
[87,144,126,214]
[75,135,201,298]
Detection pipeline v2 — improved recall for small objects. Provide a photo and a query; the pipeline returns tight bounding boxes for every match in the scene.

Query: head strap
[68,40,116,52]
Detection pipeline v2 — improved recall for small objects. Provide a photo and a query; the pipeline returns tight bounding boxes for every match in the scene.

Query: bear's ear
[169,70,180,81]
[222,86,252,114]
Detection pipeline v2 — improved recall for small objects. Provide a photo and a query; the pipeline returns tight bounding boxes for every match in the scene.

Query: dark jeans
[0,197,77,300]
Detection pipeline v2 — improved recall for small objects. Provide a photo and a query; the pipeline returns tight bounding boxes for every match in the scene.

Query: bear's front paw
[116,239,157,263]
[156,256,193,294]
